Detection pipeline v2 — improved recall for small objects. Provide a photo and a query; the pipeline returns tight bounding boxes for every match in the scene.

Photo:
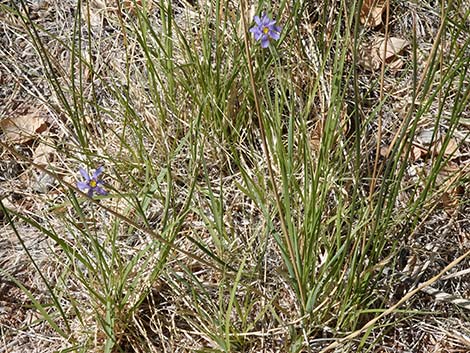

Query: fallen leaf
[0,108,48,144]
[379,145,389,157]
[32,170,56,193]
[120,0,154,14]
[410,145,427,162]
[360,0,386,27]
[437,161,466,215]
[416,128,439,147]
[435,137,461,158]
[359,37,409,70]
[378,37,409,63]
[32,142,56,193]
[122,0,142,12]
[381,142,426,162]
[358,41,381,70]
[441,190,459,213]
[309,120,323,153]
[33,142,55,166]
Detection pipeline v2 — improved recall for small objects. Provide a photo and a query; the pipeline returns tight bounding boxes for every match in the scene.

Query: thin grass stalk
[319,248,470,352]
[0,200,71,337]
[0,140,236,274]
[13,0,87,145]
[239,0,306,308]
[369,0,390,199]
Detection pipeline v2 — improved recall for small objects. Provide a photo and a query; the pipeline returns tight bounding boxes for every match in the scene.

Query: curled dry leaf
[379,37,409,64]
[437,161,466,215]
[410,129,462,161]
[32,142,57,193]
[33,142,55,166]
[0,107,48,144]
[410,145,428,162]
[360,36,409,70]
[32,169,56,193]
[381,143,426,163]
[360,0,386,27]
[122,0,154,13]
[441,138,461,157]
[436,137,461,158]
[309,120,323,153]
[416,127,439,146]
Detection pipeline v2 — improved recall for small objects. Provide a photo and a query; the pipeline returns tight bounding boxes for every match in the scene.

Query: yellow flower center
[263,26,269,34]
[89,179,97,188]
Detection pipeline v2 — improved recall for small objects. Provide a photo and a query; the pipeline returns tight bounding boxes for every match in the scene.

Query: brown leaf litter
[0,107,48,144]
[360,0,387,28]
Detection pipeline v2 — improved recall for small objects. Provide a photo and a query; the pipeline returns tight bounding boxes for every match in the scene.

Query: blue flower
[77,166,107,197]
[249,12,281,48]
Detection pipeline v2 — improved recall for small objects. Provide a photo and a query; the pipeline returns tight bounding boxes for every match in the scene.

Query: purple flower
[77,166,107,197]
[249,12,281,48]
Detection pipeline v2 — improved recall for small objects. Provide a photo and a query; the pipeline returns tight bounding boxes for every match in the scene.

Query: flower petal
[77,181,89,191]
[95,186,108,196]
[253,15,261,25]
[253,29,263,41]
[92,166,104,179]
[79,167,90,182]
[267,19,277,27]
[260,17,270,26]
[261,36,270,48]
[87,189,94,197]
[269,30,280,40]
